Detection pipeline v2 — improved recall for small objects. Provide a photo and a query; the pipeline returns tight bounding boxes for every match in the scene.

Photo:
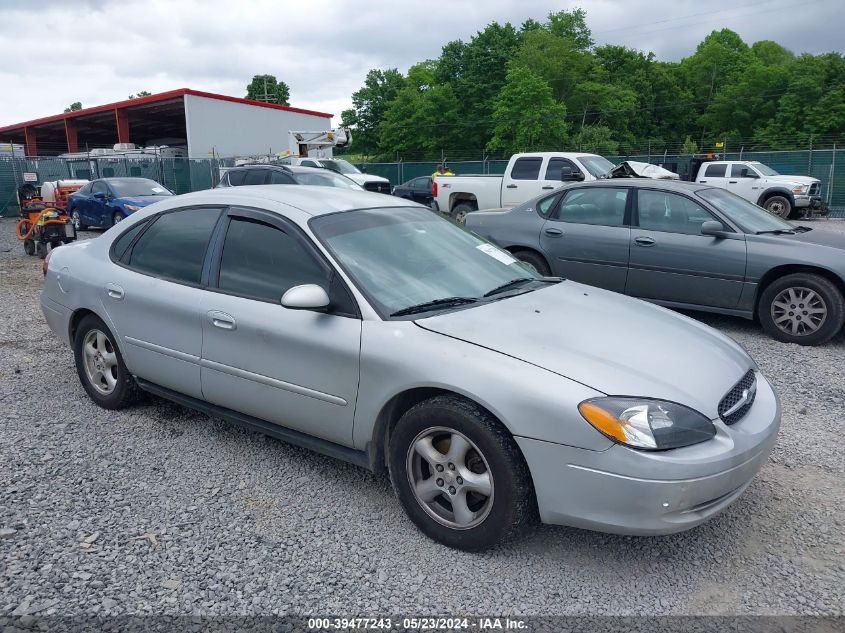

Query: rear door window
[226,170,246,186]
[704,164,727,178]
[510,158,543,180]
[268,170,296,184]
[243,169,268,185]
[126,208,222,285]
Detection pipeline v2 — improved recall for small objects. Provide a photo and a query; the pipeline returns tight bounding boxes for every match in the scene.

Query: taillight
[432,180,438,197]
[42,249,52,277]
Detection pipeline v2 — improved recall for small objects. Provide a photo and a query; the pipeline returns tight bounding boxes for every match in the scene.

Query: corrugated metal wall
[2,150,843,217]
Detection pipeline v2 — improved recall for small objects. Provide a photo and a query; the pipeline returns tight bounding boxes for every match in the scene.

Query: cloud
[0,0,842,127]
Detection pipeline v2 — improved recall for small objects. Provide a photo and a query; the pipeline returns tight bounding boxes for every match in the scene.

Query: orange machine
[15,180,83,258]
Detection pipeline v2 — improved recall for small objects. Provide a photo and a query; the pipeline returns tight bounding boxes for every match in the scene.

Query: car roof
[176,185,418,217]
[569,178,713,193]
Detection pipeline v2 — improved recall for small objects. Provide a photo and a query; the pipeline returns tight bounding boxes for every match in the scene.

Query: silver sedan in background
[41,186,780,550]
[465,180,845,346]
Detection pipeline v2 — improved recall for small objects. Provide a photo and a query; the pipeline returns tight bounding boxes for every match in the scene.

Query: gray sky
[0,0,842,127]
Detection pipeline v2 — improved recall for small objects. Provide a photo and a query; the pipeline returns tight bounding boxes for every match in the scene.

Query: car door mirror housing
[700,220,726,236]
[93,191,106,200]
[560,167,584,182]
[281,284,330,311]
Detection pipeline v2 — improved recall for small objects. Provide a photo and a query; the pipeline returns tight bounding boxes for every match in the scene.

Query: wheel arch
[449,192,478,213]
[755,264,845,313]
[367,386,531,478]
[503,246,551,270]
[756,188,795,207]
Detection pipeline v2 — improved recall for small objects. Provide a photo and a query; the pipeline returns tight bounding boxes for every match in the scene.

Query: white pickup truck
[433,152,616,222]
[690,160,825,219]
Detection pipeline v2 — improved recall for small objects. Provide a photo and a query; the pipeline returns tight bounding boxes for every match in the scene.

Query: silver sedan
[41,186,780,550]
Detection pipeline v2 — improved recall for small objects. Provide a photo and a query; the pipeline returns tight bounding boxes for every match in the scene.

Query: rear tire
[758,273,844,346]
[451,202,476,224]
[513,250,551,276]
[763,195,792,219]
[23,239,35,256]
[112,211,124,227]
[73,314,139,409]
[70,209,87,231]
[388,395,535,551]
[36,242,48,259]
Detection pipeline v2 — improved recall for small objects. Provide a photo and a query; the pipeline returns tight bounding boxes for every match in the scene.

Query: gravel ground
[0,216,843,618]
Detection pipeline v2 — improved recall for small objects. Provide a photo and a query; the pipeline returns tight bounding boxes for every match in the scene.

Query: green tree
[487,65,569,154]
[341,69,405,155]
[64,102,82,112]
[575,125,617,154]
[680,135,699,154]
[127,91,152,99]
[245,75,291,106]
[547,8,593,51]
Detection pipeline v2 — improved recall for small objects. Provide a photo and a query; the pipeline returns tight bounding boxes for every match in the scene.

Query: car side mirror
[281,284,330,311]
[701,220,725,237]
[560,166,584,182]
[93,191,105,200]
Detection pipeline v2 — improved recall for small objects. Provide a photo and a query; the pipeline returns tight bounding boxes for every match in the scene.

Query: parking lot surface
[0,217,843,617]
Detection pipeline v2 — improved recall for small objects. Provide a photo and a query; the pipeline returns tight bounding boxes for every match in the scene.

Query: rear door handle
[105,283,124,300]
[207,310,236,331]
[544,227,564,237]
[729,180,738,184]
[541,185,554,190]
[699,180,707,183]
[634,236,656,247]
[506,184,518,189]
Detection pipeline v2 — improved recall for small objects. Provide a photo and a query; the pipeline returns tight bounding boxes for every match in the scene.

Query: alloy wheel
[71,211,81,230]
[82,329,119,395]
[406,426,494,530]
[770,286,828,336]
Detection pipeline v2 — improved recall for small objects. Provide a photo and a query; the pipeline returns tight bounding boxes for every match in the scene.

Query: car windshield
[318,159,360,175]
[108,178,171,197]
[311,206,544,317]
[750,162,779,176]
[578,155,616,178]
[696,188,795,233]
[293,171,361,189]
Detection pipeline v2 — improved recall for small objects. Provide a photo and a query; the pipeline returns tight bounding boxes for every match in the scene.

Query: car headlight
[791,185,808,194]
[124,204,142,212]
[578,397,716,450]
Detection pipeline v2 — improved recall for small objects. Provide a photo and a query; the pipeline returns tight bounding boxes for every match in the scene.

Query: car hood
[345,173,389,185]
[118,195,169,206]
[749,228,845,250]
[415,282,754,419]
[765,175,818,186]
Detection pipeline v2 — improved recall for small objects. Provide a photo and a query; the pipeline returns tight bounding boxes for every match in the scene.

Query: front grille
[718,370,756,425]
[364,181,391,194]
[808,183,820,196]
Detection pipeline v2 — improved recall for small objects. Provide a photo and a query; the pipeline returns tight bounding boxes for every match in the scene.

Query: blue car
[67,177,173,230]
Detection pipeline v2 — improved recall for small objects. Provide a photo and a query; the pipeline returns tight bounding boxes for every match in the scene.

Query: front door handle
[541,185,555,190]
[506,184,518,189]
[729,180,738,184]
[634,236,656,247]
[105,283,124,300]
[207,310,236,331]
[699,180,707,183]
[544,227,564,237]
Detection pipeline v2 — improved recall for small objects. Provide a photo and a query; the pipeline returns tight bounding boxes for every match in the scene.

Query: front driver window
[217,217,327,302]
[637,190,716,235]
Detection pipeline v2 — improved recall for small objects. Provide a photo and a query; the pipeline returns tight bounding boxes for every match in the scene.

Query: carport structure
[0,88,333,157]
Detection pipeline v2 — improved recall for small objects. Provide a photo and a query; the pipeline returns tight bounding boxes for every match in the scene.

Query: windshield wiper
[390,297,478,317]
[484,277,562,297]
[794,225,813,233]
[756,229,795,235]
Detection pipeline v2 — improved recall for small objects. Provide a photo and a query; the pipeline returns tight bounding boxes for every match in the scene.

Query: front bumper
[516,371,781,535]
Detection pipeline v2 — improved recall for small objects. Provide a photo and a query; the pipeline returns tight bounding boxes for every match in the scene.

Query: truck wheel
[112,211,124,226]
[388,395,536,551]
[23,239,35,256]
[451,202,476,224]
[513,250,551,276]
[763,195,792,219]
[758,273,844,346]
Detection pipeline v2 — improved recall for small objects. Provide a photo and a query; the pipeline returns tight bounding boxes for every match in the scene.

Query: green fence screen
[2,150,843,217]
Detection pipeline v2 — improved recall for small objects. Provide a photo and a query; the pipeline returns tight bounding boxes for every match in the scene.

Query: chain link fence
[2,149,843,217]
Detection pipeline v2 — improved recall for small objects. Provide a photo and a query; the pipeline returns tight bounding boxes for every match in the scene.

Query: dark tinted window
[704,164,727,177]
[243,169,268,185]
[637,190,714,235]
[729,164,757,178]
[413,177,431,190]
[226,170,246,186]
[112,220,149,261]
[510,158,543,180]
[268,170,296,184]
[545,157,576,180]
[556,188,628,226]
[128,208,221,284]
[218,217,326,302]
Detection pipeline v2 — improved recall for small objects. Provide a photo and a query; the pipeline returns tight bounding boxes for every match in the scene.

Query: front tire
[763,195,792,219]
[758,273,844,345]
[70,209,87,231]
[112,211,124,227]
[388,395,535,551]
[73,314,139,409]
